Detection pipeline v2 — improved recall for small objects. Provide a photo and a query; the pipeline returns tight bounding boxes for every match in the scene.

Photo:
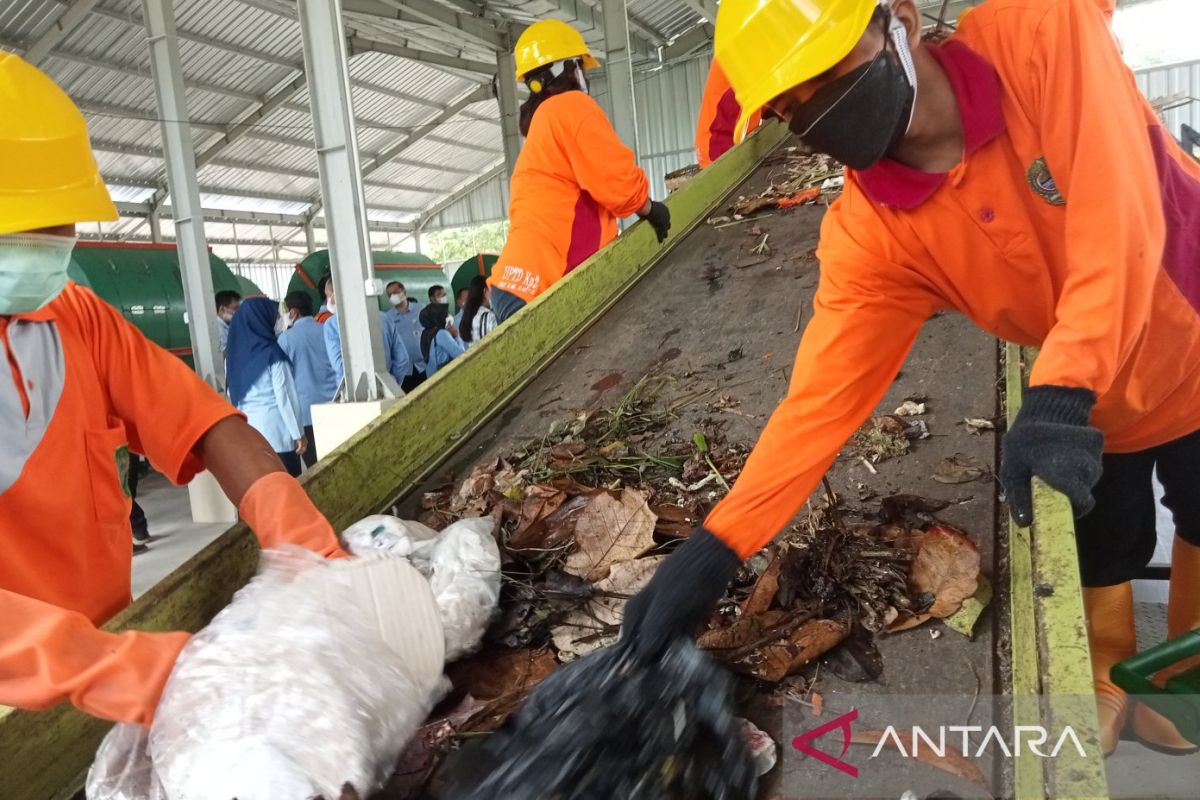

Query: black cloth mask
[786,43,916,170]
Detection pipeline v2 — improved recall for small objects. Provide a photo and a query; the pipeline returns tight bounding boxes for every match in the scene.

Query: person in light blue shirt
[323,285,411,392]
[383,280,425,392]
[419,302,465,379]
[226,297,306,477]
[214,289,241,354]
[278,291,337,466]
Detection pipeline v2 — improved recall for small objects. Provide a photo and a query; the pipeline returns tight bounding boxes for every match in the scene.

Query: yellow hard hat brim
[582,53,600,71]
[0,174,116,237]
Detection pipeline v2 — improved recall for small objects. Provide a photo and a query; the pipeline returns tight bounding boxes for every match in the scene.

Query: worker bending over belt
[694,60,762,168]
[487,20,672,322]
[620,0,1200,756]
[0,54,348,727]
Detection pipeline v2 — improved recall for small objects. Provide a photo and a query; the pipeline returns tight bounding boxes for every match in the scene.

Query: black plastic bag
[441,639,757,800]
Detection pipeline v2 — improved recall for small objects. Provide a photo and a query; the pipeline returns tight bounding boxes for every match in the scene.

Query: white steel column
[297,0,394,401]
[304,218,317,252]
[148,205,163,243]
[600,0,640,156]
[495,44,521,178]
[141,0,223,389]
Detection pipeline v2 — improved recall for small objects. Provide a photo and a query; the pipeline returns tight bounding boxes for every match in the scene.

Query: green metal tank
[288,250,445,314]
[67,242,262,361]
[448,253,497,312]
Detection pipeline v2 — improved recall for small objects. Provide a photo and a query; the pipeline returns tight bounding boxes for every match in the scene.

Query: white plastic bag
[88,547,446,800]
[342,515,502,659]
[87,723,167,800]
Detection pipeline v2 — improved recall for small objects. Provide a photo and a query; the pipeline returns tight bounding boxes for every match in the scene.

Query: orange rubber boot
[1132,536,1200,754]
[1083,582,1137,755]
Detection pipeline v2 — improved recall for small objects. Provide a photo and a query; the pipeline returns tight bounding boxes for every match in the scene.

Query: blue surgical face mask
[0,233,78,315]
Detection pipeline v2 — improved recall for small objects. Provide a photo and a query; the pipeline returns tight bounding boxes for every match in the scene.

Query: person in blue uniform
[278,291,337,465]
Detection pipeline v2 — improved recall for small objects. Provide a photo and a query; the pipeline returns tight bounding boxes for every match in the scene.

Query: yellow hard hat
[0,52,116,236]
[715,0,880,144]
[514,20,600,81]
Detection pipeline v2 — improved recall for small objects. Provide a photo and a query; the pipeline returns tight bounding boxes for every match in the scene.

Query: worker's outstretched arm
[0,588,189,726]
[621,244,934,655]
[74,286,345,557]
[196,416,346,557]
[998,1,1164,524]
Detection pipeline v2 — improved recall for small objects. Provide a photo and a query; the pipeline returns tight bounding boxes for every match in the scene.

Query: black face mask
[786,43,916,170]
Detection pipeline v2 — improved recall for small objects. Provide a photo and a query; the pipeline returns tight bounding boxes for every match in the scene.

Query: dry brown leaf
[651,503,697,538]
[446,647,558,701]
[932,454,988,484]
[741,552,783,615]
[850,729,989,789]
[552,556,665,659]
[563,489,658,581]
[754,619,848,682]
[698,610,791,651]
[700,613,846,682]
[888,525,980,632]
[507,485,568,549]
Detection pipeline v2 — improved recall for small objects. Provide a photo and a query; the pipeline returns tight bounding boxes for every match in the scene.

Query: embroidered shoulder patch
[1026,156,1065,205]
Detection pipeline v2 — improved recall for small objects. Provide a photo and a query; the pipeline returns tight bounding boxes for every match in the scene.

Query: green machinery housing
[287,249,445,313]
[67,242,263,363]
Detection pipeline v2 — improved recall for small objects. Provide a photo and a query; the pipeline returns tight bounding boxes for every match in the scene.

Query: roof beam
[418,159,505,226]
[22,0,101,64]
[360,84,493,177]
[546,0,661,58]
[101,147,445,194]
[194,74,309,169]
[676,0,717,24]
[6,41,260,102]
[114,200,414,231]
[343,0,507,50]
[348,35,494,77]
[661,23,711,62]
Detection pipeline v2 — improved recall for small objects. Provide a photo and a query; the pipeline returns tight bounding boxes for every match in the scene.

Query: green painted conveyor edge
[1006,342,1046,800]
[0,120,790,800]
[1008,344,1109,800]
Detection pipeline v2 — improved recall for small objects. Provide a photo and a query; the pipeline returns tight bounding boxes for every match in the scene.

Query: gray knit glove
[620,528,741,660]
[1000,385,1104,527]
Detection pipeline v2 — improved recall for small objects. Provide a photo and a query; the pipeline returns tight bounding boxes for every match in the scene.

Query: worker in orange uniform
[620,0,1200,756]
[0,54,348,727]
[694,59,762,168]
[487,20,671,322]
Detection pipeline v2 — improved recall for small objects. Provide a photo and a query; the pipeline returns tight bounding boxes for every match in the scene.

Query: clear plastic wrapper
[88,547,446,800]
[342,516,502,659]
[87,724,166,800]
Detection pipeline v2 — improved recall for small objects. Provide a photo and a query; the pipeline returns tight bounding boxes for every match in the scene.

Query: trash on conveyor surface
[383,376,991,796]
[727,151,844,218]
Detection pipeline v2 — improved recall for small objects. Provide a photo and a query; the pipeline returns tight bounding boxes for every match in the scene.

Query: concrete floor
[130,470,229,598]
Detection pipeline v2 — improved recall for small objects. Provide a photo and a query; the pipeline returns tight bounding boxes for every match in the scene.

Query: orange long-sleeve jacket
[706,0,1200,558]
[0,283,343,725]
[489,91,650,303]
[695,61,762,168]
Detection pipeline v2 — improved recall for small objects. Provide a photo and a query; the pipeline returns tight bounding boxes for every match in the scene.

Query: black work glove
[639,200,671,244]
[620,527,741,660]
[1000,385,1104,527]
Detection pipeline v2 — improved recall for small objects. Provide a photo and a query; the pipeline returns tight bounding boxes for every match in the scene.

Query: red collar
[854,40,1006,210]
